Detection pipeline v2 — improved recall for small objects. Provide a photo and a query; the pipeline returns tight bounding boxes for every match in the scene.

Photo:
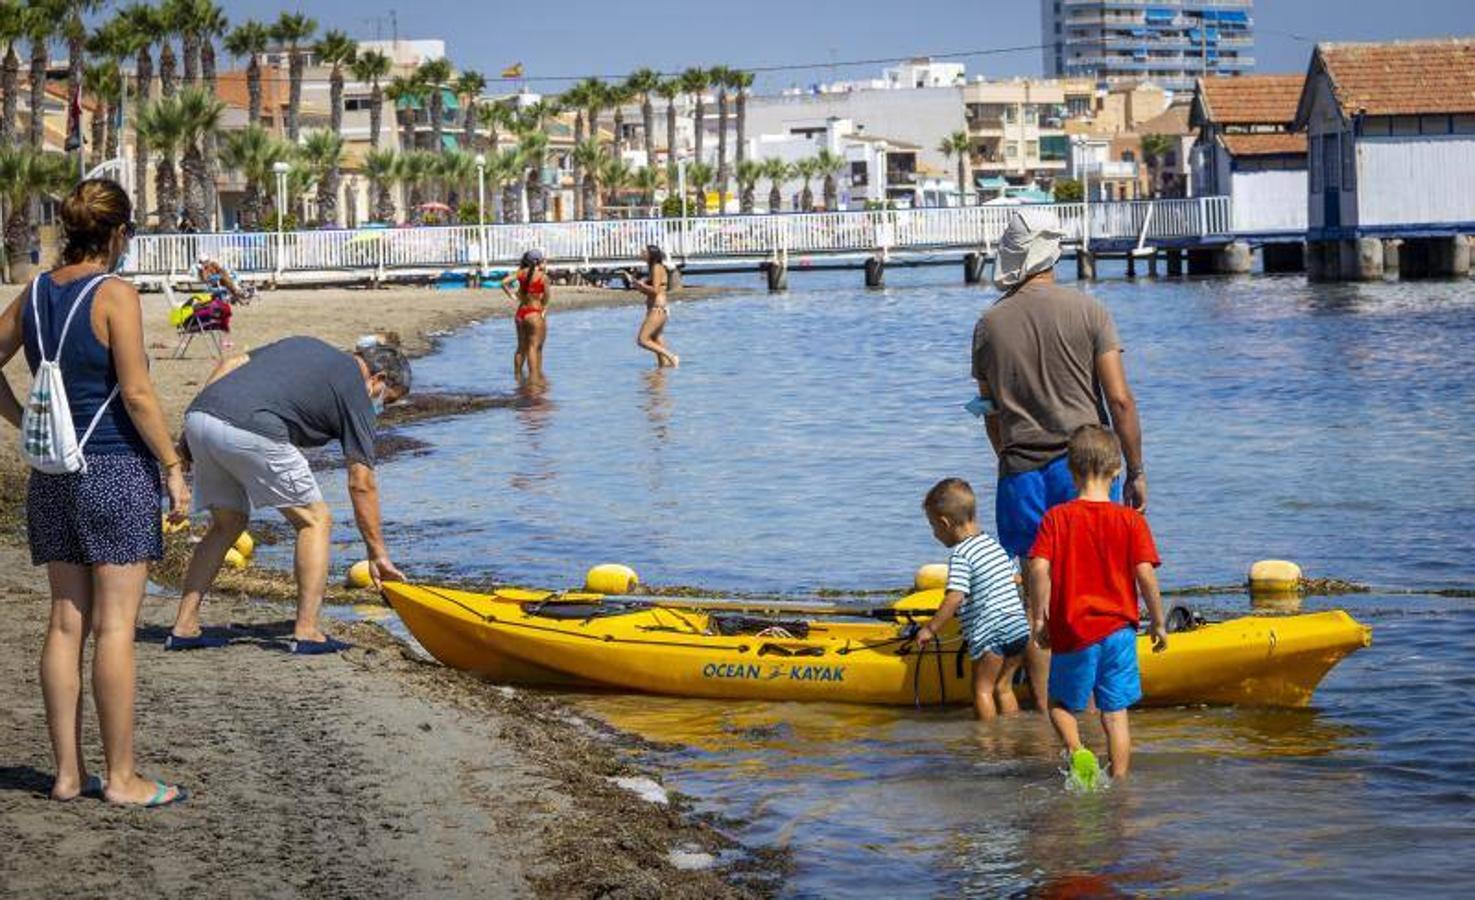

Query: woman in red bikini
[501,249,551,381]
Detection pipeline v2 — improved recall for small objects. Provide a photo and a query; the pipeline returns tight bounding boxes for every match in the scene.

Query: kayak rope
[414,585,756,653]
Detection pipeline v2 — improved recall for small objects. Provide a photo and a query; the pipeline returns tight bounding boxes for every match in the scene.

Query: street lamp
[273,160,291,274]
[1072,137,1091,254]
[676,157,689,260]
[474,153,488,276]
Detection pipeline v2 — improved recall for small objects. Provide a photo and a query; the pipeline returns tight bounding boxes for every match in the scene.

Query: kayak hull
[381,582,1371,708]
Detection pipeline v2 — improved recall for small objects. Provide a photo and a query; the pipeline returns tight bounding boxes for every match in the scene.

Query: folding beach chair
[164,280,230,360]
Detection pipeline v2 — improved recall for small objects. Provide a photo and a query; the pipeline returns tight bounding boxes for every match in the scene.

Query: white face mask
[370,381,387,416]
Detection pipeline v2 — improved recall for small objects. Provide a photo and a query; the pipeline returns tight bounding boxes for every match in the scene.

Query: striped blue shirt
[946,533,1030,657]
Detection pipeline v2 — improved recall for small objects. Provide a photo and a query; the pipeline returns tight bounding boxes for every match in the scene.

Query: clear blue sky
[224,0,1474,90]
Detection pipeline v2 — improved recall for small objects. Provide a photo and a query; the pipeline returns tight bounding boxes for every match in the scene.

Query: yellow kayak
[381,582,1372,708]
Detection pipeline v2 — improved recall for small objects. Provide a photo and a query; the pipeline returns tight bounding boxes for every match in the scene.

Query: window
[344,97,373,112]
[1454,115,1475,134]
[1026,140,1039,159]
[1420,115,1452,135]
[1005,142,1018,158]
[1341,131,1355,189]
[1165,151,1177,167]
[1309,133,1321,191]
[1322,133,1340,190]
[1390,116,1419,137]
[1361,116,1391,137]
[1121,150,1135,163]
[851,161,868,187]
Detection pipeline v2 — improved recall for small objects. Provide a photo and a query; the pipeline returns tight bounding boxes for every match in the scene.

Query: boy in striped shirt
[915,478,1032,720]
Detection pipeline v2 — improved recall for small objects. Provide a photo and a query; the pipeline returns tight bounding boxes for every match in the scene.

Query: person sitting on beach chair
[166,337,411,654]
[196,253,252,305]
[166,281,233,359]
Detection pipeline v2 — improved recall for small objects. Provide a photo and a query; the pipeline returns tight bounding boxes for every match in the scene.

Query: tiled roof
[1318,39,1475,116]
[1197,75,1303,125]
[1221,132,1306,157]
[1135,102,1192,135]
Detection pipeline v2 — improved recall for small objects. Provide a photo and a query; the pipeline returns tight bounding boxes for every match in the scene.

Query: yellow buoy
[1249,559,1302,598]
[913,563,949,592]
[585,563,639,595]
[346,560,375,589]
[233,531,255,558]
[223,548,248,570]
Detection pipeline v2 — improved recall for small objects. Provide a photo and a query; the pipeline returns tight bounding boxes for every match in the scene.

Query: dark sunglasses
[122,221,137,238]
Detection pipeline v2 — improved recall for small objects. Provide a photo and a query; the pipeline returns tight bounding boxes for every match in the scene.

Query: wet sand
[0,282,768,898]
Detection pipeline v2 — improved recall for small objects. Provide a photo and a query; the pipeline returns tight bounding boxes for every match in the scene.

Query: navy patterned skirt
[27,452,165,566]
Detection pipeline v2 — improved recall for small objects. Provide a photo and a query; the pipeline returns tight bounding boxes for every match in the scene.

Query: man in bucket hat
[970,209,1147,709]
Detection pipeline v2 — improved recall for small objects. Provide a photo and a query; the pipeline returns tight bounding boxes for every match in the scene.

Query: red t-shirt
[1029,499,1160,654]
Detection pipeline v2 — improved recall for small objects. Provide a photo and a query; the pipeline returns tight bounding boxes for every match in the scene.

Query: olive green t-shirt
[971,280,1121,477]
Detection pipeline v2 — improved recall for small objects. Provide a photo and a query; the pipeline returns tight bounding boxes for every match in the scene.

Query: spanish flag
[500,62,524,79]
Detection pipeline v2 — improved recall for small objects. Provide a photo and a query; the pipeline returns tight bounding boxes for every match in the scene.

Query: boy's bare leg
[1049,703,1083,755]
[995,653,1023,716]
[971,653,1004,721]
[1101,710,1131,778]
[1023,641,1050,712]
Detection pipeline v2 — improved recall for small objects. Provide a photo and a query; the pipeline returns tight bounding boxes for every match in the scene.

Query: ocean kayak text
[700,662,847,682]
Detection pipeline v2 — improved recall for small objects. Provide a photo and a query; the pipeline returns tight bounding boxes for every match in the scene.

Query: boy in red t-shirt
[1027,425,1167,787]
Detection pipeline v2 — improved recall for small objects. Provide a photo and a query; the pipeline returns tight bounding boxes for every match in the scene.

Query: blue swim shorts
[995,454,1121,559]
[1047,626,1142,713]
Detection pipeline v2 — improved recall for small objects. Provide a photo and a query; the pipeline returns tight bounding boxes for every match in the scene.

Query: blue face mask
[371,389,386,416]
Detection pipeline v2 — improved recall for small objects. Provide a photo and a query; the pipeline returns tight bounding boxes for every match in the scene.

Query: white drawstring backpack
[20,274,118,475]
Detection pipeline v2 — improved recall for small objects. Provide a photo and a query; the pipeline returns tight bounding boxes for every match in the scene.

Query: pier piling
[1165,249,1183,276]
[764,261,788,292]
[1075,251,1096,280]
[963,252,987,285]
[1216,240,1253,275]
[1262,243,1306,274]
[864,257,885,289]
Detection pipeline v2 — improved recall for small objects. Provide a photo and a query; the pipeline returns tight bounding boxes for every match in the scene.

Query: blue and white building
[1042,0,1255,93]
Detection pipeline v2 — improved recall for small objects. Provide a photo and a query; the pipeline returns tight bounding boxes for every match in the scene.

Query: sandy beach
[0,281,767,898]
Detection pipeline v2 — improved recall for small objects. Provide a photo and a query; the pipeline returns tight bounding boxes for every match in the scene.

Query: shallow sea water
[312,266,1474,896]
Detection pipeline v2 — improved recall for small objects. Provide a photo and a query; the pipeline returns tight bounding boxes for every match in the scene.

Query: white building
[1191,74,1306,235]
[1293,39,1475,241]
[746,118,951,211]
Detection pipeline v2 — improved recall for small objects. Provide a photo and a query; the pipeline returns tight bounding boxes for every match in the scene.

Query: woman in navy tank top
[0,179,190,807]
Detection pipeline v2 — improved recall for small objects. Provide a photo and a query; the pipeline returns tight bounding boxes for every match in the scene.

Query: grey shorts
[185,411,323,513]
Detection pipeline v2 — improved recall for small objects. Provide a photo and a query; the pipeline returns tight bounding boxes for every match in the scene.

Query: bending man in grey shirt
[167,337,411,654]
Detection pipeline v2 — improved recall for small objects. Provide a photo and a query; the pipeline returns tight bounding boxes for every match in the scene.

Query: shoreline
[0,281,776,898]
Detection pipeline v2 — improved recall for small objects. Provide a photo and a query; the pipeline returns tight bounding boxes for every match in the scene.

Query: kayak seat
[524,602,630,620]
[1166,604,1206,633]
[756,643,825,658]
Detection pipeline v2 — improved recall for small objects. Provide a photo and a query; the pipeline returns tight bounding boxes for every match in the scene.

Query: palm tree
[735,158,762,215]
[385,75,424,153]
[572,138,605,220]
[22,0,60,151]
[82,61,121,168]
[656,77,680,188]
[625,68,659,170]
[119,3,163,217]
[597,153,633,215]
[417,57,452,155]
[1140,132,1175,198]
[176,87,223,231]
[351,49,391,153]
[632,164,661,209]
[219,124,288,229]
[396,149,435,215]
[557,81,589,219]
[315,29,355,224]
[680,67,709,167]
[454,70,485,150]
[271,12,316,142]
[135,94,187,230]
[0,1,23,144]
[478,99,514,156]
[435,148,474,210]
[194,0,225,92]
[515,128,548,222]
[607,80,635,155]
[709,65,733,209]
[62,1,104,164]
[361,147,397,223]
[156,0,178,98]
[163,0,197,86]
[685,160,713,216]
[487,146,520,223]
[576,77,607,147]
[794,157,818,212]
[813,149,846,211]
[761,158,790,213]
[0,146,72,275]
[223,20,268,127]
[298,129,344,226]
[937,130,971,207]
[731,69,754,175]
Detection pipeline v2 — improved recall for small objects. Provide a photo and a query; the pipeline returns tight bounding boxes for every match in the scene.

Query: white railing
[123,197,1234,279]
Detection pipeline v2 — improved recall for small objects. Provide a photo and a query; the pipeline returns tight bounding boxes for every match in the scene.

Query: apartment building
[963,78,1096,196]
[1042,0,1255,93]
